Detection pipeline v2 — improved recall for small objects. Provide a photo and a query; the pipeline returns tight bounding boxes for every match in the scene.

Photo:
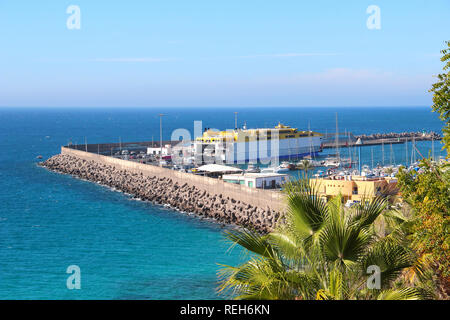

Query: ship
[194,123,323,164]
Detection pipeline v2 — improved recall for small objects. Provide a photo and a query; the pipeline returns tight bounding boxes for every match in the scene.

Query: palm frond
[320,212,371,267]
[376,287,423,300]
[361,240,414,288]
[283,180,328,242]
[225,229,276,259]
[348,196,387,230]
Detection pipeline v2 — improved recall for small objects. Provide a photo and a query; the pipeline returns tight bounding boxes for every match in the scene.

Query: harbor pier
[322,131,441,149]
[40,147,286,233]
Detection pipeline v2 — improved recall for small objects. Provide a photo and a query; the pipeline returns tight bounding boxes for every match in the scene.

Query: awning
[196,164,243,173]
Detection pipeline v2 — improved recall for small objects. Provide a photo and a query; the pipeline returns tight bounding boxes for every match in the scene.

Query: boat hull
[195,136,322,164]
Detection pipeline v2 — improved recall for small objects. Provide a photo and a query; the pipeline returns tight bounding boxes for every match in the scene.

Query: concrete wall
[61,147,286,211]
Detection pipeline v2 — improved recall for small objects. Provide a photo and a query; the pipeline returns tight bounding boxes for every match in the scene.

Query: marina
[41,132,447,237]
[2,0,449,302]
[63,126,443,182]
[2,106,447,300]
[51,119,447,218]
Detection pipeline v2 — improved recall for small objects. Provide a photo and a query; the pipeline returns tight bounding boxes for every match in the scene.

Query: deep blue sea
[0,107,446,299]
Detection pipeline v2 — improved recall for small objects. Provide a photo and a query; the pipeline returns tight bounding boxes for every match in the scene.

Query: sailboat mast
[390,143,393,165]
[371,147,374,169]
[335,113,340,161]
[405,138,408,166]
[411,136,416,164]
[348,132,352,165]
[432,136,435,161]
[308,121,312,158]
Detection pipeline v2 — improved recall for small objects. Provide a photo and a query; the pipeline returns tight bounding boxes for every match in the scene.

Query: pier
[321,131,441,149]
[40,147,285,233]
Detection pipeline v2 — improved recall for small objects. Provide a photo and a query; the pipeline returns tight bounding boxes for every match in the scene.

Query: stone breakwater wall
[39,147,286,233]
[355,131,442,141]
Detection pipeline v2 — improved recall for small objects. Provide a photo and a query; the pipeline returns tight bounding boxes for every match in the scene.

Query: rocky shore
[39,154,282,233]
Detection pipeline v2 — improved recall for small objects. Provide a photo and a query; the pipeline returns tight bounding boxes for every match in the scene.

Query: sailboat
[301,122,323,167]
[324,115,352,168]
[324,113,342,167]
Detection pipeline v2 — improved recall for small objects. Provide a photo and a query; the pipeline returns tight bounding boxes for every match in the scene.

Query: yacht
[260,166,289,174]
[245,163,260,173]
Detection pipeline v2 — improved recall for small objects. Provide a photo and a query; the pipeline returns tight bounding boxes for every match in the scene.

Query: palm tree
[297,160,313,175]
[218,179,428,300]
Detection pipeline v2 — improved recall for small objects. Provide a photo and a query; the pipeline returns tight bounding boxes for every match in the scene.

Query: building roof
[196,164,243,173]
[223,172,288,178]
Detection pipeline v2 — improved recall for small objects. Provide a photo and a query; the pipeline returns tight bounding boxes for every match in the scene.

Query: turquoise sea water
[0,107,446,299]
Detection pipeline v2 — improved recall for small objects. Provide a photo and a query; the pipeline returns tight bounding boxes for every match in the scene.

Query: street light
[159,113,165,166]
[234,112,238,130]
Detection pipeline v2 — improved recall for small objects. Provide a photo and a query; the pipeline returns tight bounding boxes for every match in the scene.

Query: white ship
[194,123,323,164]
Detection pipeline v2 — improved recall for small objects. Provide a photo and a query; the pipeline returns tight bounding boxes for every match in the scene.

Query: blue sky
[0,0,449,107]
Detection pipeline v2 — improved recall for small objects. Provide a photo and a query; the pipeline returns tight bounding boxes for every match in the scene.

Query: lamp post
[355,138,363,174]
[234,112,238,130]
[159,114,164,166]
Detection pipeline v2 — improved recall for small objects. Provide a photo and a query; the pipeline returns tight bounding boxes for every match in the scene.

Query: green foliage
[429,40,450,155]
[218,180,426,300]
[397,161,450,297]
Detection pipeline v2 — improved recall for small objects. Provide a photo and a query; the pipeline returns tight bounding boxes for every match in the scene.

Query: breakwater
[39,149,285,233]
[355,131,441,141]
[322,131,441,148]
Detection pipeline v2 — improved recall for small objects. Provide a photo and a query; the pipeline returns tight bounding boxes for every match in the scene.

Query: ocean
[0,106,446,299]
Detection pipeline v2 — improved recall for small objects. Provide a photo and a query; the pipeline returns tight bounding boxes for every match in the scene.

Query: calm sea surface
[0,107,445,299]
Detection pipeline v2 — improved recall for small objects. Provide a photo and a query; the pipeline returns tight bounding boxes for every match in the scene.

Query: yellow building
[310,175,399,203]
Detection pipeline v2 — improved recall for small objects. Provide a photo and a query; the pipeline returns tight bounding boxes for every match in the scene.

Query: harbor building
[194,164,243,177]
[310,175,399,203]
[194,123,323,164]
[223,173,289,189]
[147,144,172,157]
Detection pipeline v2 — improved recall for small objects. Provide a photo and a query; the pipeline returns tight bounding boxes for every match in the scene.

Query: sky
[0,0,449,108]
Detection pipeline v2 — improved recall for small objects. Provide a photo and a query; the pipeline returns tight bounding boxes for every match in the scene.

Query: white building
[222,173,289,189]
[147,144,172,156]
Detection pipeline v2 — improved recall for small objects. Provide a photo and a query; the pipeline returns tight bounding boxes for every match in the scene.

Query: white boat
[276,166,290,173]
[313,170,326,178]
[324,159,340,167]
[280,161,291,169]
[308,160,323,167]
[245,163,260,173]
[260,166,289,173]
